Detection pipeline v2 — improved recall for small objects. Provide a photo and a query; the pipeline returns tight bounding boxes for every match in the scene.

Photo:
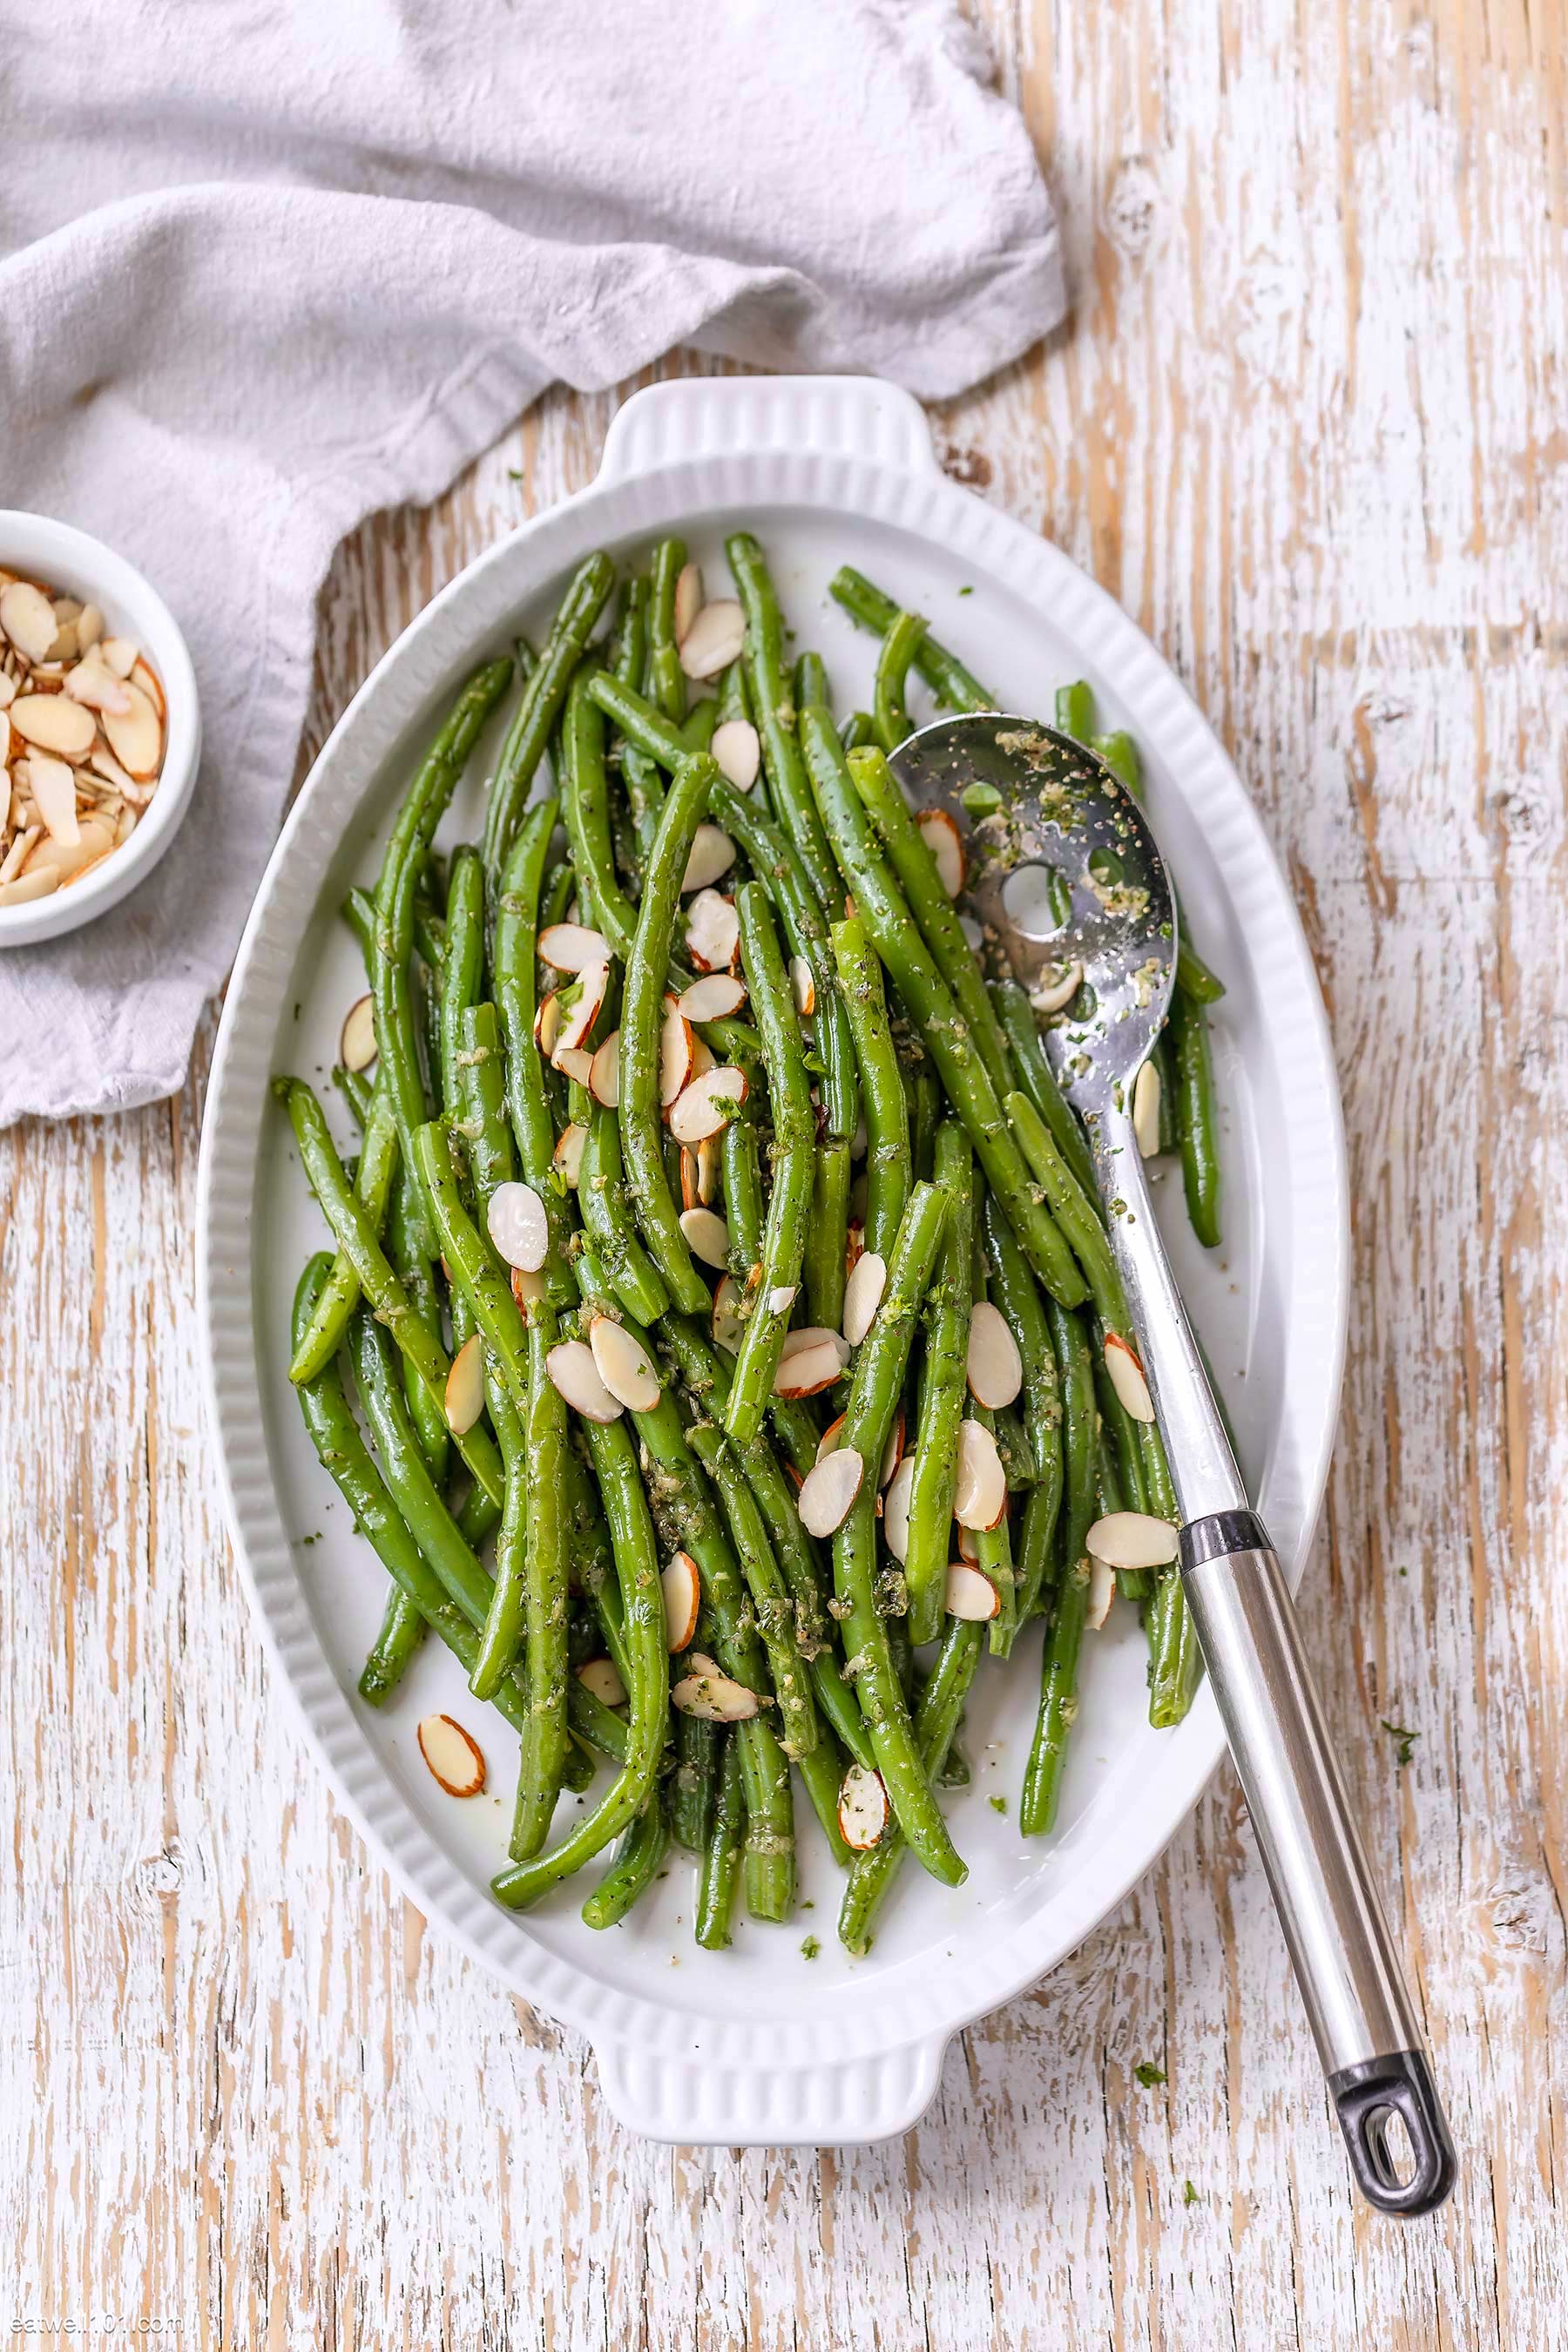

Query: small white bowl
[0,510,200,947]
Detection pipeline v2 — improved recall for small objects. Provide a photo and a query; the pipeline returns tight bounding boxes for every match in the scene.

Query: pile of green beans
[277,538,1225,1955]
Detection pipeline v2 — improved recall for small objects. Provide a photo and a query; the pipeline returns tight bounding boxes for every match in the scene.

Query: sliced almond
[681,824,737,894]
[678,598,746,680]
[76,603,104,652]
[101,680,161,781]
[686,886,740,970]
[814,1413,845,1465]
[841,1249,887,1347]
[1031,959,1084,1017]
[688,1031,716,1083]
[0,672,14,710]
[797,1445,865,1538]
[47,621,78,665]
[679,1205,729,1269]
[662,1551,701,1652]
[589,1315,661,1411]
[11,693,95,761]
[880,1407,905,1490]
[27,754,79,848]
[672,1663,760,1721]
[0,867,58,909]
[945,1563,1001,1622]
[767,1282,795,1315]
[1085,1554,1117,1632]
[510,1265,545,1315]
[1085,1511,1179,1571]
[845,1218,865,1271]
[952,1417,1006,1531]
[487,1180,549,1271]
[130,656,166,722]
[774,1337,844,1400]
[553,1046,593,1087]
[1103,1332,1156,1423]
[956,1522,978,1565]
[677,972,747,1022]
[51,596,82,626]
[89,745,139,797]
[0,580,57,666]
[535,990,563,1059]
[882,1454,916,1563]
[416,1713,486,1798]
[339,993,376,1073]
[551,963,607,1059]
[966,1301,1023,1409]
[712,1274,746,1354]
[31,813,117,885]
[538,920,611,973]
[698,1132,721,1206]
[916,807,965,898]
[577,1656,628,1708]
[780,1322,851,1371]
[679,1145,701,1214]
[838,1763,889,1851]
[589,1029,621,1107]
[113,805,137,847]
[673,560,704,645]
[553,1122,588,1189]
[1132,1058,1163,1159]
[0,826,40,886]
[711,716,760,791]
[64,654,132,716]
[659,1004,694,1106]
[545,1338,624,1423]
[668,1064,747,1144]
[789,955,816,1017]
[444,1332,485,1435]
[0,711,8,769]
[100,636,139,680]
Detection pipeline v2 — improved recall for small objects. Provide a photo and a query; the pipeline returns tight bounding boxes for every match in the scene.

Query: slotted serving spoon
[889,713,1456,2218]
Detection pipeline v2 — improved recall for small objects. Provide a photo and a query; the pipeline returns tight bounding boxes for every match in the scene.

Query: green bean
[688,1421,818,1760]
[723,886,816,1444]
[1147,1560,1202,1727]
[288,1081,401,1382]
[828,567,995,713]
[586,666,685,773]
[716,657,751,727]
[671,1710,720,1854]
[412,1121,531,1411]
[560,670,637,958]
[1167,985,1222,1247]
[649,537,688,724]
[358,1582,427,1705]
[1090,728,1137,790]
[581,1797,670,1930]
[1056,679,1096,743]
[481,552,615,882]
[966,1229,1017,1655]
[908,1062,940,1186]
[1004,1091,1130,1331]
[790,651,826,711]
[620,753,721,1318]
[839,710,878,753]
[492,797,578,1311]
[727,531,841,909]
[804,1143,853,1335]
[1177,940,1227,1006]
[510,1301,571,1859]
[1090,727,1226,1009]
[832,915,909,1258]
[988,977,1099,1205]
[470,1347,530,1699]
[904,1122,973,1645]
[682,700,720,756]
[982,1188,1063,1517]
[720,1109,765,1275]
[1021,1300,1098,1835]
[456,1003,516,1202]
[274,1076,504,1511]
[695,1732,747,1948]
[832,1181,964,1884]
[1093,1356,1149,1517]
[838,1619,983,1955]
[387,1156,449,1484]
[872,609,927,755]
[438,848,485,1118]
[803,723,1087,1310]
[578,1100,672,1324]
[1152,1030,1179,1153]
[612,574,661,855]
[847,740,1015,1105]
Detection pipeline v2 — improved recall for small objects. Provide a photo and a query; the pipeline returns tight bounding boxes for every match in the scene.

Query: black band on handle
[1179,1508,1270,1571]
[1328,2051,1456,2216]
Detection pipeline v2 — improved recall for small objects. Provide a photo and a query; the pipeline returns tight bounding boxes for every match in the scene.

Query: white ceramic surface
[196,375,1348,2147]
[0,511,200,945]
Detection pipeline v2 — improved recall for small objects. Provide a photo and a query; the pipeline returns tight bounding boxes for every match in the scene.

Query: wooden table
[6,5,1564,2342]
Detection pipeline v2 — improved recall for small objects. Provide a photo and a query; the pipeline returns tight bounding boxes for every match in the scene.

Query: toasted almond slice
[681,823,736,894]
[0,580,57,665]
[711,715,760,790]
[916,807,965,898]
[671,1664,760,1722]
[535,990,562,1058]
[956,1522,978,1565]
[1132,1058,1162,1159]
[49,622,80,665]
[841,1249,887,1347]
[577,1656,628,1708]
[1103,1332,1156,1423]
[882,1454,916,1563]
[64,654,132,716]
[51,597,82,627]
[662,1551,701,1652]
[686,886,740,970]
[545,1337,624,1423]
[553,1122,587,1189]
[677,971,747,1022]
[0,711,8,769]
[713,1274,746,1354]
[698,1133,721,1206]
[945,1563,1001,1621]
[679,1144,700,1213]
[11,693,95,761]
[538,920,611,973]
[552,963,607,1058]
[76,602,103,652]
[659,1003,694,1106]
[340,993,376,1072]
[590,1314,661,1411]
[789,955,816,1017]
[814,1413,845,1464]
[678,598,745,680]
[487,1180,549,1271]
[880,1407,905,1490]
[0,866,58,908]
[113,806,137,847]
[688,1032,716,1085]
[845,1218,865,1272]
[100,636,139,680]
[89,744,139,796]
[0,826,40,885]
[1031,959,1084,1017]
[553,1045,593,1086]
[588,1029,621,1107]
[679,1205,729,1269]
[797,1445,865,1537]
[780,1323,850,1367]
[774,1337,843,1400]
[838,1763,889,1851]
[416,1713,487,1798]
[686,1650,725,1684]
[1085,1511,1179,1570]
[101,680,161,781]
[952,1417,1006,1531]
[444,1332,485,1435]
[130,656,166,722]
[510,1265,545,1315]
[27,754,79,848]
[0,672,14,709]
[967,1301,1023,1409]
[1085,1554,1118,1632]
[668,1064,747,1144]
[767,1282,796,1315]
[673,560,703,645]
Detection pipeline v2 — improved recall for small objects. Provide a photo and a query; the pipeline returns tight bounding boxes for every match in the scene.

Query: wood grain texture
[3,1,1565,2342]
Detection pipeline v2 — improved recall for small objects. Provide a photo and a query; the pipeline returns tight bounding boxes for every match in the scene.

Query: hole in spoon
[1001,862,1073,941]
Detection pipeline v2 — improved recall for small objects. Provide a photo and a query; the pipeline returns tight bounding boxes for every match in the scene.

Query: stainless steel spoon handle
[1091,1101,1455,2215]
